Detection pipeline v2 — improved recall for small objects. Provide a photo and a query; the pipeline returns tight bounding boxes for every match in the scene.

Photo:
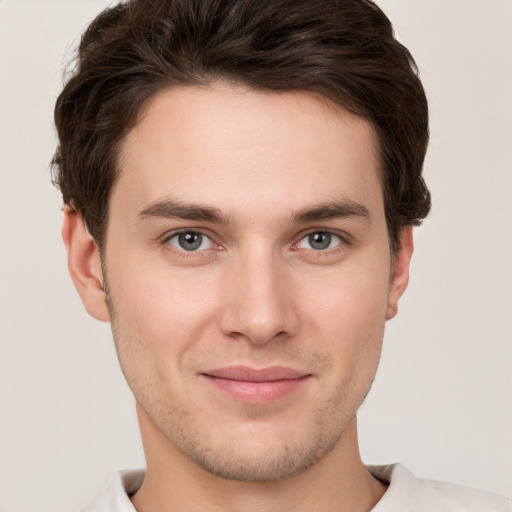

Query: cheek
[303,267,389,380]
[304,260,390,330]
[107,260,221,380]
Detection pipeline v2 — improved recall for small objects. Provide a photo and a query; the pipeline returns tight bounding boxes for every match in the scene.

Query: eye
[166,231,214,252]
[297,231,343,251]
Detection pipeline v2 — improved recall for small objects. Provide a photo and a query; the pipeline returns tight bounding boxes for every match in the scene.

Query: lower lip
[203,375,310,404]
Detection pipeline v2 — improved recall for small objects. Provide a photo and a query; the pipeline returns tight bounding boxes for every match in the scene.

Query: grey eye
[298,232,342,251]
[309,232,331,250]
[168,232,213,251]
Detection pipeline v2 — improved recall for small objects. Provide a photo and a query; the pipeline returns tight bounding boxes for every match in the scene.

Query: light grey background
[1,1,511,510]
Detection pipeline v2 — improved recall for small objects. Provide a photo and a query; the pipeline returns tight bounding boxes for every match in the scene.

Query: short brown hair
[52,0,431,251]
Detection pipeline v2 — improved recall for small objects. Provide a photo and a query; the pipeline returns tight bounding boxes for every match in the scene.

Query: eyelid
[161,227,214,243]
[161,228,222,254]
[158,227,351,255]
[291,228,352,250]
[298,232,341,250]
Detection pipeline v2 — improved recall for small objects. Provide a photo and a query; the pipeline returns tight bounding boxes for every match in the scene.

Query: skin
[63,83,413,512]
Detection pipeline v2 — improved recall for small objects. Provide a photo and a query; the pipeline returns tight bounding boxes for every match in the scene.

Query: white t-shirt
[81,463,512,511]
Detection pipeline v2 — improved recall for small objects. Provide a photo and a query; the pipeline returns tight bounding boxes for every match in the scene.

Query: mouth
[201,366,312,404]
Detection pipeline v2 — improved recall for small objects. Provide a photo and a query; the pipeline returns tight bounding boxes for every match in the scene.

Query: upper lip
[203,366,308,382]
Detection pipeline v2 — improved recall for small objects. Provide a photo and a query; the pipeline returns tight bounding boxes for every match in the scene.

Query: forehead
[114,83,383,223]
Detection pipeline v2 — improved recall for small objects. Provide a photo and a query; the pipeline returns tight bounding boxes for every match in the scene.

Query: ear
[386,226,414,320]
[62,207,110,322]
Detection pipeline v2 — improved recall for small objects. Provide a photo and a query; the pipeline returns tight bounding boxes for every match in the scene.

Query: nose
[219,250,299,345]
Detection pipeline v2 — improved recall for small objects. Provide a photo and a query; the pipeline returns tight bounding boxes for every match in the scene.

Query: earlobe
[62,207,110,322]
[386,226,414,320]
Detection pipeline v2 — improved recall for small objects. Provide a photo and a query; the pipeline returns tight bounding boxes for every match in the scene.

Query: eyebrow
[290,200,370,224]
[137,199,228,224]
[136,198,370,225]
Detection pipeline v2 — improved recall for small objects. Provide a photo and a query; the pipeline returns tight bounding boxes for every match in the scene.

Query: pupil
[179,232,202,251]
[309,232,331,250]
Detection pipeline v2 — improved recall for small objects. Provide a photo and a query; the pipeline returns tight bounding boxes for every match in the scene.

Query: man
[51,0,511,510]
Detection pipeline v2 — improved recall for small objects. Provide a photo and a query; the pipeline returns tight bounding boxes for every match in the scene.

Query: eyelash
[161,229,350,257]
[162,230,221,258]
[292,231,353,262]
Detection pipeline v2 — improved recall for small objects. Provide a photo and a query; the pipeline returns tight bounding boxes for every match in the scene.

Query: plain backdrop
[1,1,511,510]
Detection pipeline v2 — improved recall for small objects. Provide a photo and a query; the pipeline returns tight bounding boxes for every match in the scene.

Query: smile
[201,366,312,404]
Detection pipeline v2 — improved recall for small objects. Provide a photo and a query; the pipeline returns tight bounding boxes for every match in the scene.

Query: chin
[188,441,331,482]
[164,417,345,482]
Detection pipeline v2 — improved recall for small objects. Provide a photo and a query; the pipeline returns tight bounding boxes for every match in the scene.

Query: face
[67,83,412,482]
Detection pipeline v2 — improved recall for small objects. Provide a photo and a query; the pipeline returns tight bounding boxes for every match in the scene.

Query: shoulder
[368,463,512,512]
[79,469,145,512]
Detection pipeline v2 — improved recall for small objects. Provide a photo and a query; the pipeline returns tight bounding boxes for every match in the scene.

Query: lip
[201,366,311,404]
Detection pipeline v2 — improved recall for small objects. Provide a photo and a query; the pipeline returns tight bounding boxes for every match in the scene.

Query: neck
[131,406,386,512]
